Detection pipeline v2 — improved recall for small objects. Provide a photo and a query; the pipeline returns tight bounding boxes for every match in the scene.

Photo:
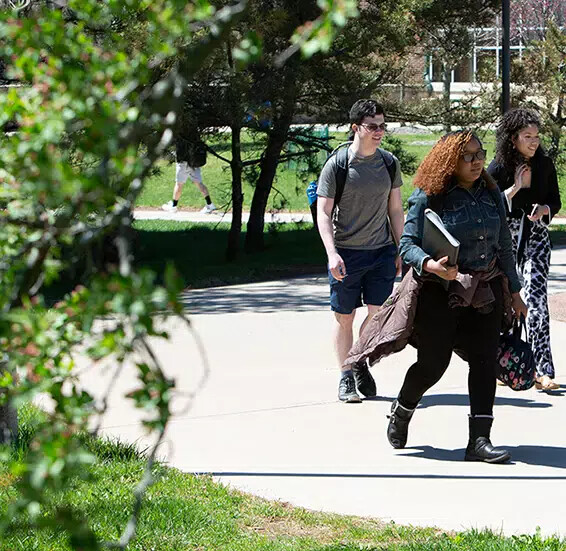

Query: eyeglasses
[360,123,387,133]
[460,149,487,163]
[518,134,540,142]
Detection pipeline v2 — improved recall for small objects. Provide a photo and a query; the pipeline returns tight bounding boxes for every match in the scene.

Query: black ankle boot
[387,399,415,449]
[465,416,511,464]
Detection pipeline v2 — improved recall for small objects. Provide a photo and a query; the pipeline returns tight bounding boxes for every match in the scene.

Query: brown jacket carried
[343,267,513,369]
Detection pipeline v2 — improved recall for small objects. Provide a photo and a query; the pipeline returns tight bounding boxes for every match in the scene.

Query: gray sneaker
[338,373,362,403]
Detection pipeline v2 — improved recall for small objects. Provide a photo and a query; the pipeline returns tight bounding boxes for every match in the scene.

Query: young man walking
[162,131,216,214]
[317,99,404,403]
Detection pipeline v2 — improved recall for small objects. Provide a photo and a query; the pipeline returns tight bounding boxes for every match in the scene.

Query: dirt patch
[241,498,335,542]
[240,496,417,546]
[244,513,440,548]
[236,488,448,546]
[247,516,336,542]
[549,292,566,322]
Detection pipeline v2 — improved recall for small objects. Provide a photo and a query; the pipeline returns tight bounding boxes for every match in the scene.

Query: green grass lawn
[133,221,566,290]
[134,219,326,288]
[136,129,566,214]
[1,406,564,550]
[549,225,566,247]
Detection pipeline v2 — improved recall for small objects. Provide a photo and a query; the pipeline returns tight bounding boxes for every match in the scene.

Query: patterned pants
[508,218,555,378]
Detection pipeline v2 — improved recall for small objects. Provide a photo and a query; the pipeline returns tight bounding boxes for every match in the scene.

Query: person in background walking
[162,129,216,214]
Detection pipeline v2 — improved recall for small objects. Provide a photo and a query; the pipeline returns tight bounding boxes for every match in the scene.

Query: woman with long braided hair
[487,108,561,392]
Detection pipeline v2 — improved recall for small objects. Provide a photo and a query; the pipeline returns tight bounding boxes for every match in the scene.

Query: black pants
[399,277,504,416]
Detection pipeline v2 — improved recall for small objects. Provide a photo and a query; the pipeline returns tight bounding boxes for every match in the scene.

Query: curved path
[82,248,566,537]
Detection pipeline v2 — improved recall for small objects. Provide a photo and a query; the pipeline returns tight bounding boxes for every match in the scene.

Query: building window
[431,59,444,82]
[425,22,562,84]
[454,57,474,82]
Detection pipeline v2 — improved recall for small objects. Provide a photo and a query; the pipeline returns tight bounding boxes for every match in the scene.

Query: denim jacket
[399,180,522,294]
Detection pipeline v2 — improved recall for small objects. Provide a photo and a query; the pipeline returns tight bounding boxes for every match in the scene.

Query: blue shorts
[329,244,397,314]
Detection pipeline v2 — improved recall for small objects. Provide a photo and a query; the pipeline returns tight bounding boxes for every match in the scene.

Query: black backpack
[307,143,397,228]
[175,135,207,168]
[188,140,207,168]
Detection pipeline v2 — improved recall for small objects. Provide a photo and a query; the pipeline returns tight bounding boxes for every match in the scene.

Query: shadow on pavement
[510,445,566,468]
[362,396,394,403]
[534,387,566,396]
[400,446,468,462]
[207,469,566,480]
[400,445,566,469]
[180,265,566,316]
[181,277,329,315]
[419,393,552,409]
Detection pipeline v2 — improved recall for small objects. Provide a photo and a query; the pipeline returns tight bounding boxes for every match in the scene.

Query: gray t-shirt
[317,148,403,250]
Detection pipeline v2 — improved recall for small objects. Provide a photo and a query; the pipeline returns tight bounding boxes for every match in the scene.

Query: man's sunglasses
[360,123,387,133]
[461,149,487,163]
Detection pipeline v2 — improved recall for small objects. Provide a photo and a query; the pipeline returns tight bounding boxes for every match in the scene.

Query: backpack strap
[332,146,350,209]
[378,148,397,184]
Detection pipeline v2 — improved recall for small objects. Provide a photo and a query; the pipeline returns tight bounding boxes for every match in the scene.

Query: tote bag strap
[512,314,529,341]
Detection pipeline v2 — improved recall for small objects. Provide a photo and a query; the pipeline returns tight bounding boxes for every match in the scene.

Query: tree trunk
[0,402,17,445]
[226,124,243,261]
[244,112,293,253]
[548,94,564,162]
[442,63,452,133]
[0,365,17,445]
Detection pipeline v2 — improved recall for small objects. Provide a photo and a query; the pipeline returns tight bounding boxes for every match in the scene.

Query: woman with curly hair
[487,108,561,392]
[385,130,526,463]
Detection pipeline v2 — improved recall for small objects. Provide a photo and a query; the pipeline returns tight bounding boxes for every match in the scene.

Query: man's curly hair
[413,130,492,195]
[495,108,541,172]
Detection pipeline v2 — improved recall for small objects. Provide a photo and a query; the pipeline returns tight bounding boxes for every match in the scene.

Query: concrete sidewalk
[134,208,312,224]
[134,207,566,227]
[81,248,566,538]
